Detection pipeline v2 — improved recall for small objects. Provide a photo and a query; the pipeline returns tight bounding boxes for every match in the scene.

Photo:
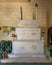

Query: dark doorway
[48,27,52,46]
[48,27,52,57]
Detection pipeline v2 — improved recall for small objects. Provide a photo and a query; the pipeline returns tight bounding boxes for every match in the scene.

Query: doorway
[48,27,52,45]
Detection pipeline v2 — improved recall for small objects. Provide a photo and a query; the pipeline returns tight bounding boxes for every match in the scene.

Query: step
[8,53,45,58]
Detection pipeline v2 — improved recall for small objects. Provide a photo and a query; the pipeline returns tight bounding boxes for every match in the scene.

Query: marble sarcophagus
[8,20,45,58]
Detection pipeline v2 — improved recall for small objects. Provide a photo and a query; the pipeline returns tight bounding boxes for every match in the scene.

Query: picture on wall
[2,26,11,33]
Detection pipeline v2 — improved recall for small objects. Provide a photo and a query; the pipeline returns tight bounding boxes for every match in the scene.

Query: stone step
[0,58,48,63]
[8,53,45,58]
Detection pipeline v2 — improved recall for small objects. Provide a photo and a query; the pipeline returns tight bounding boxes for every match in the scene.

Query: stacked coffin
[8,20,45,58]
[16,20,40,40]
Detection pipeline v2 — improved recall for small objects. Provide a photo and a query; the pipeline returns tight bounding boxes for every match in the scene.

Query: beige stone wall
[47,1,52,27]
[0,0,52,46]
[0,1,36,26]
[0,0,47,27]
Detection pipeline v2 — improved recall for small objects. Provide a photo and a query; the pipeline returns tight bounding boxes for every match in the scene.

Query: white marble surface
[17,20,40,27]
[12,40,44,54]
[8,53,45,58]
[16,28,41,40]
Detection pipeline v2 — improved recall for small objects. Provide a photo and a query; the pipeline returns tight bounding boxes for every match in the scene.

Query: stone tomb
[8,20,45,58]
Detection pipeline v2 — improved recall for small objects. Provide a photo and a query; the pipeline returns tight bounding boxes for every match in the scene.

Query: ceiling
[50,0,52,2]
[49,0,52,3]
